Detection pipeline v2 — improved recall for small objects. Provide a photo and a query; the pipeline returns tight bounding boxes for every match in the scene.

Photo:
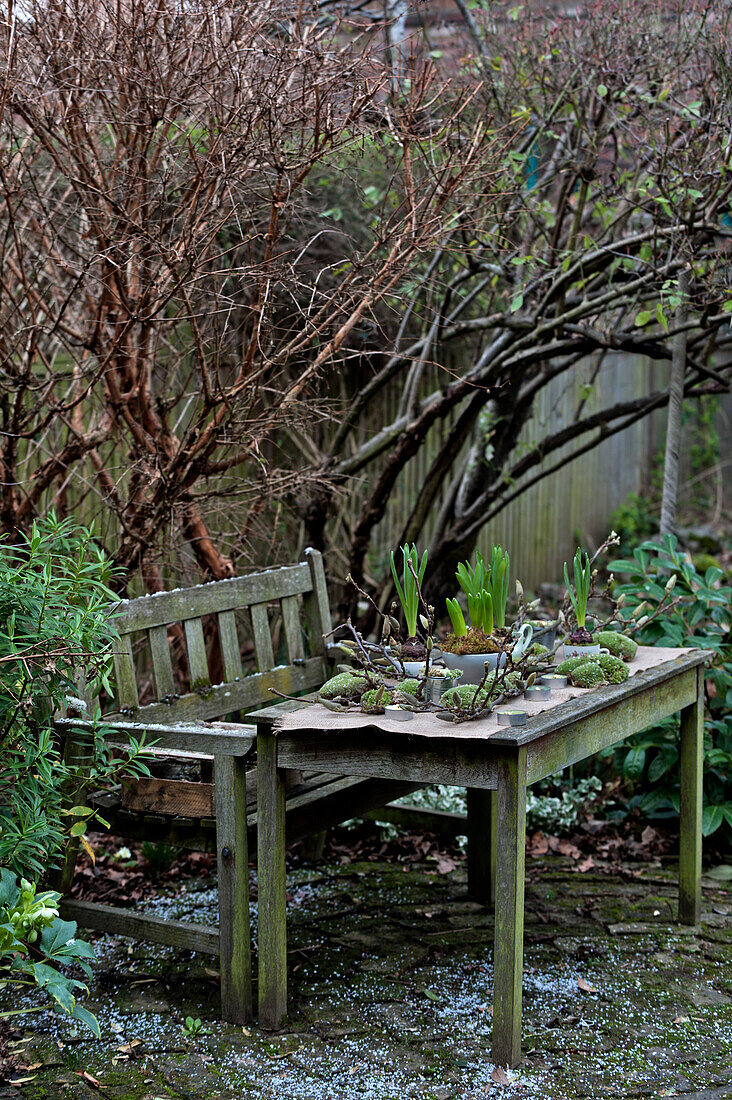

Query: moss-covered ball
[556,655,591,676]
[395,678,421,697]
[528,643,550,657]
[318,671,371,700]
[490,670,524,696]
[441,683,491,710]
[568,661,606,688]
[597,653,630,684]
[596,631,638,661]
[360,687,394,713]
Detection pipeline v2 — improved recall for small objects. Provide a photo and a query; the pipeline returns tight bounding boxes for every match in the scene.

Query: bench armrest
[54,717,255,758]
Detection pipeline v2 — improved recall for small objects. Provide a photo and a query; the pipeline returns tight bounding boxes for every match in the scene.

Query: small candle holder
[496,708,527,727]
[525,685,551,702]
[540,674,568,689]
[384,705,414,722]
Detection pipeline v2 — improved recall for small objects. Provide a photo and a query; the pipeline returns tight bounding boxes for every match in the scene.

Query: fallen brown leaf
[558,839,581,859]
[528,832,549,856]
[577,977,597,993]
[491,1066,510,1085]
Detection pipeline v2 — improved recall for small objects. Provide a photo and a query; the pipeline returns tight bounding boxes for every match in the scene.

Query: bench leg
[467,788,496,905]
[214,754,252,1023]
[492,747,527,1068]
[257,730,288,1029]
[679,666,704,925]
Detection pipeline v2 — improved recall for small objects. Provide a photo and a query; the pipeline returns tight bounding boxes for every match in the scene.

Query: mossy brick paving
[3,854,732,1100]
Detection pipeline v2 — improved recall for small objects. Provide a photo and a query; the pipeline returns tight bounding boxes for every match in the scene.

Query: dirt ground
[3,844,732,1100]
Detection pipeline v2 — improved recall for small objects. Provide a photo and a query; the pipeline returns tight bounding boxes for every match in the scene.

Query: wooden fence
[362,353,669,591]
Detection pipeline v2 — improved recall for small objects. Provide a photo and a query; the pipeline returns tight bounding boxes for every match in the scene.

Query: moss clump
[556,655,590,676]
[361,687,394,713]
[441,684,491,710]
[597,653,629,684]
[318,672,371,700]
[485,669,524,696]
[528,643,550,657]
[596,631,638,661]
[442,627,501,655]
[568,661,606,688]
[395,678,421,697]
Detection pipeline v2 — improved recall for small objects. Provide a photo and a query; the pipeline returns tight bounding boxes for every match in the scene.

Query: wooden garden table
[249,646,708,1066]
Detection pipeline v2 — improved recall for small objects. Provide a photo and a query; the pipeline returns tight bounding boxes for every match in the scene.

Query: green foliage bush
[608,535,732,843]
[0,513,151,1031]
[0,870,99,1035]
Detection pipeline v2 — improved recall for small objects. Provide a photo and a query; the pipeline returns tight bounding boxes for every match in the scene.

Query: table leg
[467,788,496,905]
[257,730,288,1028]
[492,747,527,1068]
[679,665,704,925]
[214,754,252,1023]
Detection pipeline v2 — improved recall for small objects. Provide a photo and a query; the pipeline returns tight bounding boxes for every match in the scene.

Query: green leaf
[40,917,77,956]
[424,989,440,1001]
[647,753,671,782]
[510,293,524,313]
[69,821,87,837]
[707,864,732,881]
[635,310,652,327]
[623,746,646,779]
[70,1003,100,1037]
[597,83,608,98]
[702,804,724,836]
[0,870,20,909]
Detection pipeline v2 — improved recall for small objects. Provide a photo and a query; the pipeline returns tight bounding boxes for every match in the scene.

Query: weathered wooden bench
[58,549,420,1023]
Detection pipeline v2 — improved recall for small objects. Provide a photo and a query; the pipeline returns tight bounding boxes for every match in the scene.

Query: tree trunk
[660,269,690,536]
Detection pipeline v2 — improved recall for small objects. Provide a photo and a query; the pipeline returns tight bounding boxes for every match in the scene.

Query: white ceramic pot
[562,643,601,660]
[385,647,442,678]
[441,649,506,684]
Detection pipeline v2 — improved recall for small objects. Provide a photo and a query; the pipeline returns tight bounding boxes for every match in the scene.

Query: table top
[249,646,710,748]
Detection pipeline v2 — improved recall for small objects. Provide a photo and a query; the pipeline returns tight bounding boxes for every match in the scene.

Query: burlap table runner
[272,647,700,741]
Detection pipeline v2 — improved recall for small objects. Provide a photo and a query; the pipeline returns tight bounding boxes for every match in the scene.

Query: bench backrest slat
[109,549,330,723]
[281,594,304,662]
[250,601,275,672]
[218,610,243,682]
[115,633,140,711]
[148,624,176,700]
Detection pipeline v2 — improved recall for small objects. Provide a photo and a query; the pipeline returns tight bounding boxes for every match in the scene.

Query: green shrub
[608,535,732,842]
[0,513,150,879]
[0,513,151,1033]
